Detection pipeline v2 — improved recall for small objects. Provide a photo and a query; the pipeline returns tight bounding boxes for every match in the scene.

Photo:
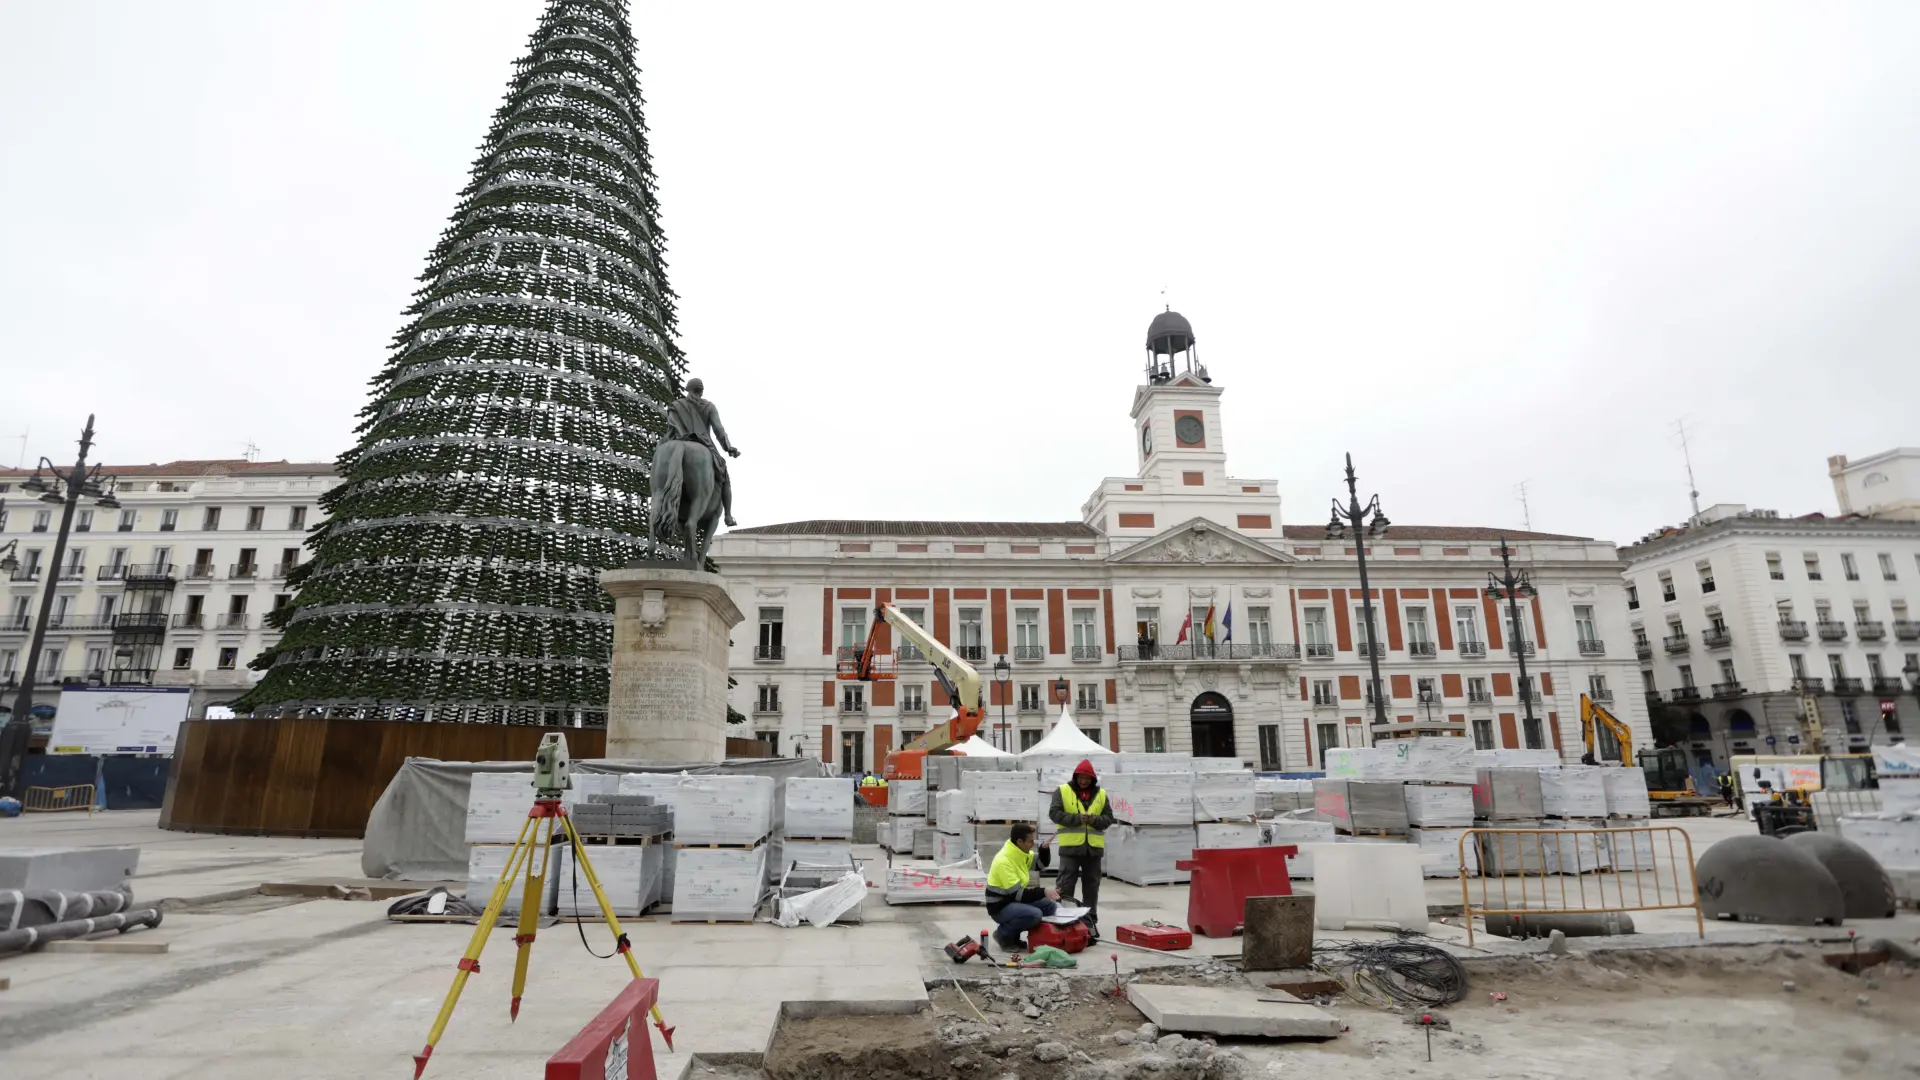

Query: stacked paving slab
[1837,745,1920,905]
[671,776,776,923]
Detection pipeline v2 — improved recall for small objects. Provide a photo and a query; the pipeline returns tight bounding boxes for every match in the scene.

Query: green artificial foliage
[238,0,686,726]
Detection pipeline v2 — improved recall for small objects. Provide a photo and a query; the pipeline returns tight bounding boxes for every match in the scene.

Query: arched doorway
[1190,692,1235,758]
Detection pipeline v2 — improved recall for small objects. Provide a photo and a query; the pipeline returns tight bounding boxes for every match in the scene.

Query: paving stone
[1127,983,1341,1039]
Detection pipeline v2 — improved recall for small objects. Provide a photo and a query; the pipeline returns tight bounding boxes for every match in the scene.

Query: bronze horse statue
[647,436,725,569]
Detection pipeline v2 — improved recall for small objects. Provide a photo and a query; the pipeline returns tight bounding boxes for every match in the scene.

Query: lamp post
[1486,539,1541,749]
[993,654,1011,752]
[2,416,120,799]
[1903,660,1919,743]
[1326,453,1391,742]
[1418,686,1437,728]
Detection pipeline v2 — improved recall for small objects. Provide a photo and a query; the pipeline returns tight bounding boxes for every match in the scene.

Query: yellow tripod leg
[561,813,676,1051]
[508,811,557,1020]
[413,812,537,1079]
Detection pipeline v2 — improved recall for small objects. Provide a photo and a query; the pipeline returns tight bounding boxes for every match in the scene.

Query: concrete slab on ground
[1127,982,1341,1038]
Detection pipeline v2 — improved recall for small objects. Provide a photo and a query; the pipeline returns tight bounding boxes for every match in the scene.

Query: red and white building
[713,312,1649,773]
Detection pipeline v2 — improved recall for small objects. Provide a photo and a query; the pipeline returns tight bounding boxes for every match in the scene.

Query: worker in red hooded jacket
[1047,759,1114,924]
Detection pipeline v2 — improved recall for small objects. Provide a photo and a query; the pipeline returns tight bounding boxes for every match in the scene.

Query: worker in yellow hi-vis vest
[1048,759,1114,925]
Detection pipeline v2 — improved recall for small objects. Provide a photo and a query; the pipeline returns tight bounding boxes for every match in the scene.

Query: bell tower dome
[1145,308,1207,385]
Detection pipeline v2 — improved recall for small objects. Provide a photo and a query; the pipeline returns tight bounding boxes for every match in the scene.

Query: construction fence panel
[25,784,96,814]
[1458,825,1704,946]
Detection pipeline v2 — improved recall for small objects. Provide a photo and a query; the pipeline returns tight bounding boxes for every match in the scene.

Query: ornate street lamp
[1326,453,1391,741]
[993,654,1012,751]
[1486,540,1542,749]
[1419,686,1437,727]
[2,416,120,799]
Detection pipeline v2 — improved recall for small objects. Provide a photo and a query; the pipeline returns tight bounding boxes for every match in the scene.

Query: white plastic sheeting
[1105,774,1194,826]
[783,778,853,838]
[933,789,971,834]
[1192,772,1256,821]
[1402,784,1474,827]
[671,846,768,922]
[676,776,776,845]
[1539,766,1607,819]
[961,772,1043,821]
[773,871,867,928]
[1599,768,1652,818]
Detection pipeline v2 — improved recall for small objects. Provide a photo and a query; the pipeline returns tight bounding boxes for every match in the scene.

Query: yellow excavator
[1578,694,1715,817]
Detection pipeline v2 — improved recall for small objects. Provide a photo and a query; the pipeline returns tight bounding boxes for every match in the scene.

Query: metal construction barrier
[24,783,96,814]
[1458,824,1703,946]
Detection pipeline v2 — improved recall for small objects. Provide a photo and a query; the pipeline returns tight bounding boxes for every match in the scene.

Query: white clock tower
[1082,309,1282,551]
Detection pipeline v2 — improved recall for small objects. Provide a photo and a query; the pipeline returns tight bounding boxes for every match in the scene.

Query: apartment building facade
[0,459,333,722]
[713,313,1648,773]
[1621,502,1920,767]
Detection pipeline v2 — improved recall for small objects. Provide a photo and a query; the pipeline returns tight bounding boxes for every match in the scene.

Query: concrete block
[1127,983,1340,1039]
[0,847,140,893]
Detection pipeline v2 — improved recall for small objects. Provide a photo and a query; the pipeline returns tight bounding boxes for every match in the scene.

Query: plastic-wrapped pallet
[887,779,928,816]
[617,772,685,810]
[1114,752,1193,774]
[971,822,1018,853]
[961,771,1043,821]
[553,845,647,917]
[1473,749,1562,769]
[1194,822,1261,849]
[933,830,973,864]
[1473,768,1545,821]
[1410,827,1478,878]
[1599,768,1652,819]
[927,753,1019,792]
[567,772,621,806]
[1390,738,1478,784]
[1322,748,1382,780]
[465,773,537,844]
[1104,825,1195,885]
[1884,783,1920,817]
[933,789,971,834]
[1402,784,1474,827]
[676,776,776,845]
[1265,815,1336,878]
[1192,771,1256,821]
[1872,744,1920,780]
[1189,756,1247,774]
[885,863,987,904]
[1539,766,1607,819]
[912,826,938,859]
[886,817,926,853]
[671,846,768,922]
[1599,827,1659,872]
[1104,773,1195,825]
[1549,829,1612,874]
[783,778,854,838]
[466,845,553,915]
[1313,779,1409,833]
[1476,823,1552,875]
[1837,813,1920,873]
[774,840,855,880]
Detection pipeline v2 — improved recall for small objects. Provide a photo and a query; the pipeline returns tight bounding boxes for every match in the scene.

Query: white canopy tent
[1020,702,1114,760]
[951,734,1013,757]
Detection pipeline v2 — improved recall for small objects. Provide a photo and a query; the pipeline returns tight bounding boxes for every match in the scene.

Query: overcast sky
[3,2,1916,545]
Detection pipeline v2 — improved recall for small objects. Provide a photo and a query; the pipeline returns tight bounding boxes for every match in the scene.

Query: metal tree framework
[238,0,686,725]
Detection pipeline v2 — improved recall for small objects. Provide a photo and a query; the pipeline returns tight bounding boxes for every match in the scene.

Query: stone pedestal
[601,567,743,765]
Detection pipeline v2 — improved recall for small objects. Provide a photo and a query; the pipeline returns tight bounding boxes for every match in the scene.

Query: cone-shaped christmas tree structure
[239,0,683,725]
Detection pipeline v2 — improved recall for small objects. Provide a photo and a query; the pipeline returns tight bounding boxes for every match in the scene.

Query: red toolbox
[1027,921,1093,954]
[1116,924,1193,951]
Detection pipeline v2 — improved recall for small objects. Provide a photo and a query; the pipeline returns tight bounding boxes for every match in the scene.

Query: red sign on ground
[546,978,660,1080]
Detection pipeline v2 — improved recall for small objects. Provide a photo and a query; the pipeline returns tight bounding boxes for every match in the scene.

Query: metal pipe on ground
[1482,912,1635,939]
[0,907,163,956]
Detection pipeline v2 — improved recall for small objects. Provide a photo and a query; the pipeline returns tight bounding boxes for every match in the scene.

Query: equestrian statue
[645,377,740,568]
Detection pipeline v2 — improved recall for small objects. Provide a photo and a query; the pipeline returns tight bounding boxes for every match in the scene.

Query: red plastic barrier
[547,978,660,1080]
[1174,845,1295,938]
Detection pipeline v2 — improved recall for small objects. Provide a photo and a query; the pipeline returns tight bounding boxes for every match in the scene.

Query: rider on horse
[662,377,741,527]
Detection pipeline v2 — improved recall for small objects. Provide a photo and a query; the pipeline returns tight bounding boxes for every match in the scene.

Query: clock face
[1175,415,1205,446]
[1141,424,1153,457]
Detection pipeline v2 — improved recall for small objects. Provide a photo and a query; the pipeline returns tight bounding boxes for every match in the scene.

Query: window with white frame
[1588,673,1609,698]
[1880,552,1898,581]
[1468,676,1489,700]
[901,683,925,712]
[1678,664,1695,688]
[1789,653,1807,678]
[841,684,865,712]
[1805,553,1823,580]
[839,607,867,650]
[1352,605,1380,651]
[1302,607,1331,649]
[1018,683,1042,711]
[1316,723,1341,760]
[1697,561,1716,593]
[1406,606,1431,645]
[957,607,984,650]
[1134,606,1159,645]
[1828,654,1847,681]
[1071,608,1098,655]
[1075,683,1100,710]
[1766,552,1784,580]
[755,684,780,711]
[1311,679,1336,705]
[1574,604,1598,644]
[1842,552,1860,581]
[1246,605,1273,646]
[1719,658,1738,684]
[1014,607,1042,657]
[1472,715,1494,749]
[1143,727,1167,753]
[1454,605,1481,644]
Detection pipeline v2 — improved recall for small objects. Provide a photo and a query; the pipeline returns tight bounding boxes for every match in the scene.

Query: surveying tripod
[412,734,673,1078]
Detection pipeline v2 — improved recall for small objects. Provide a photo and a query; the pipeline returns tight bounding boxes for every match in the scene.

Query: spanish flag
[1203,604,1217,643]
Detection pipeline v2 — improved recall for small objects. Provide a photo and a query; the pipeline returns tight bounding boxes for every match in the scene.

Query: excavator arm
[1578,694,1633,763]
[875,604,983,715]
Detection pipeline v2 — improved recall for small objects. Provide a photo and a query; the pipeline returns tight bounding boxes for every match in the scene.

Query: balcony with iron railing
[1016,698,1045,715]
[1589,687,1614,702]
[1855,620,1886,641]
[1508,641,1536,658]
[97,565,127,581]
[183,564,218,581]
[215,613,253,631]
[1304,642,1335,659]
[1711,681,1744,698]
[1457,640,1487,658]
[1118,643,1301,663]
[1792,677,1825,693]
[1873,677,1905,695]
[1817,620,1848,641]
[1894,619,1920,641]
[1311,695,1338,709]
[1071,645,1101,662]
[1408,640,1437,658]
[1663,634,1690,654]
[1014,644,1045,662]
[838,698,866,715]
[900,699,926,715]
[1698,629,1730,650]
[1,616,29,632]
[956,645,986,663]
[1357,640,1386,658]
[112,613,169,635]
[1634,640,1653,660]
[1577,638,1605,656]
[1670,686,1703,703]
[1832,677,1864,695]
[109,668,156,686]
[9,567,41,583]
[1076,699,1102,713]
[122,563,176,584]
[56,566,86,582]
[174,613,206,629]
[229,563,261,581]
[1778,619,1810,640]
[1467,690,1494,705]
[753,644,785,663]
[895,643,924,663]
[47,617,115,632]
[272,561,302,579]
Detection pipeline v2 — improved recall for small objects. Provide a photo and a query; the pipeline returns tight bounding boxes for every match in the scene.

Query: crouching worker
[985,822,1058,952]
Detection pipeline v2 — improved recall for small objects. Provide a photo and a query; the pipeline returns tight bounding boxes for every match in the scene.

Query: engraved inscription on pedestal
[601,567,744,765]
